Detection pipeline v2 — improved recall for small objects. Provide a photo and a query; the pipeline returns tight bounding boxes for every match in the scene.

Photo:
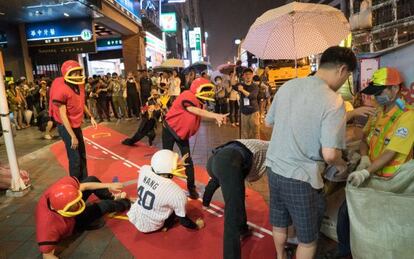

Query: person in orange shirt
[326,67,414,259]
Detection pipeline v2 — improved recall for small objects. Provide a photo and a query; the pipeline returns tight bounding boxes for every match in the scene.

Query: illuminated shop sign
[26,19,93,45]
[97,37,123,51]
[145,32,166,54]
[160,13,177,32]
[105,0,141,24]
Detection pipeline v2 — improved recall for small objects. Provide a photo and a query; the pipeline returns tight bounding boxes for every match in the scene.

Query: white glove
[356,155,371,170]
[347,169,370,187]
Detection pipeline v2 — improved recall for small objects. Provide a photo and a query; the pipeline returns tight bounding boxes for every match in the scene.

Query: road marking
[252,231,265,238]
[84,137,141,169]
[111,155,119,160]
[123,162,132,168]
[102,151,108,154]
[92,146,98,149]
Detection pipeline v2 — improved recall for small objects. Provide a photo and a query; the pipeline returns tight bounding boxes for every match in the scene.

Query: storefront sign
[26,19,94,46]
[168,0,186,3]
[189,30,196,48]
[194,27,201,51]
[145,32,166,68]
[160,13,177,32]
[28,41,97,56]
[182,28,188,59]
[97,37,123,51]
[105,0,141,25]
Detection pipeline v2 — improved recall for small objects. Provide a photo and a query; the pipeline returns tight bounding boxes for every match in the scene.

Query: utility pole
[0,72,30,197]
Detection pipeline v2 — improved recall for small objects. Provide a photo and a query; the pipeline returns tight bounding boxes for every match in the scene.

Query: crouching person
[128,149,204,233]
[36,176,130,258]
[202,139,269,259]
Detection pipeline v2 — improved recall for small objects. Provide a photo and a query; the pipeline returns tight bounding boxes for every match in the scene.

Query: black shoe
[188,188,199,199]
[115,198,131,212]
[122,139,135,146]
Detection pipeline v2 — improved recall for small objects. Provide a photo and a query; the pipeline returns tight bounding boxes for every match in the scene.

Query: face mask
[375,95,391,106]
[128,79,134,82]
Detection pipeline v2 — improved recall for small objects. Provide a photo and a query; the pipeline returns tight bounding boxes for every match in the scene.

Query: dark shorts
[268,168,326,244]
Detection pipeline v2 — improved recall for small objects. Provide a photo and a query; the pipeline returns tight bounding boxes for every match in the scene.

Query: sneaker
[235,122,239,126]
[188,188,199,199]
[44,134,52,140]
[231,123,236,128]
[122,139,135,146]
[125,117,132,121]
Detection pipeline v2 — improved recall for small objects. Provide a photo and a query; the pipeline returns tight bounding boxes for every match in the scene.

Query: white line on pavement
[123,162,132,168]
[252,232,265,238]
[84,137,141,169]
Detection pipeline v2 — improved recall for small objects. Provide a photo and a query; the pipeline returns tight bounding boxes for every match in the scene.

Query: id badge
[243,97,250,106]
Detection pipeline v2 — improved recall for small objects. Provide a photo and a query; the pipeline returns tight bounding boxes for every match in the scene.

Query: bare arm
[366,150,396,174]
[322,147,347,170]
[84,104,93,118]
[79,182,123,192]
[359,138,369,156]
[186,106,228,126]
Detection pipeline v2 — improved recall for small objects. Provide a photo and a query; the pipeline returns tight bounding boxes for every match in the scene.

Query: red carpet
[50,125,276,258]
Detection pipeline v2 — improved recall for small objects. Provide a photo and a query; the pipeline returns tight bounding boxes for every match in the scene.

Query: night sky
[200,0,286,68]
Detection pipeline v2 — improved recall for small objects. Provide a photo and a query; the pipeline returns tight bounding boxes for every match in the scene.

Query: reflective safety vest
[366,106,407,177]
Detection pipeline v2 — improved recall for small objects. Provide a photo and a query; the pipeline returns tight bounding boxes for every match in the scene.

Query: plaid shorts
[268,168,326,244]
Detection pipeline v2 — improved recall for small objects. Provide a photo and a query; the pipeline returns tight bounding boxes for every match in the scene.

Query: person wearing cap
[36,176,130,258]
[49,60,97,181]
[325,67,414,259]
[232,68,260,139]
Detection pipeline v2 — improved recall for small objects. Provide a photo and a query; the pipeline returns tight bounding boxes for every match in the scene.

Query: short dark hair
[319,46,357,71]
[214,76,222,81]
[242,68,253,74]
[253,75,260,82]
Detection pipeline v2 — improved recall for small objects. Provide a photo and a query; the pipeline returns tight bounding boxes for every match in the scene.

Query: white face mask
[128,79,134,83]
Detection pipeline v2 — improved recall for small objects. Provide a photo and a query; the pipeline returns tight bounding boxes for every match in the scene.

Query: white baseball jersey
[127,165,187,233]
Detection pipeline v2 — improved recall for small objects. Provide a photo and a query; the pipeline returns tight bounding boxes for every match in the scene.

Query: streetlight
[234,39,241,63]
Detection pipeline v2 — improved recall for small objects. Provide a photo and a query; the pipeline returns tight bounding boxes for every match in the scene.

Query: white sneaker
[44,134,52,140]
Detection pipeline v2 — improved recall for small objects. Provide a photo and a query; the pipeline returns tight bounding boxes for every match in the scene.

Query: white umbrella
[242,1,350,63]
[161,58,185,68]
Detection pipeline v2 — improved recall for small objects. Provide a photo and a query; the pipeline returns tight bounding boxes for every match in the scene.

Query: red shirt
[49,77,85,128]
[36,176,79,253]
[165,90,202,140]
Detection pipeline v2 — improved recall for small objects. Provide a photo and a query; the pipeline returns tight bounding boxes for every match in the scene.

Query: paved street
[0,119,335,258]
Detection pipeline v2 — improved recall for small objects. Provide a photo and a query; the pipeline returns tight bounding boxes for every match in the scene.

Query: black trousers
[57,125,88,181]
[97,96,110,120]
[161,125,195,190]
[229,100,239,123]
[203,148,248,259]
[127,92,140,117]
[75,176,129,230]
[129,118,156,144]
[336,200,351,256]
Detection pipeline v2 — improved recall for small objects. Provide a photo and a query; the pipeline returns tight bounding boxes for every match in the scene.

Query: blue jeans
[57,125,88,181]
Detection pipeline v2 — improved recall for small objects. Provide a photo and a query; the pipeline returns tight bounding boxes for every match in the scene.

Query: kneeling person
[36,176,130,258]
[128,149,204,232]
